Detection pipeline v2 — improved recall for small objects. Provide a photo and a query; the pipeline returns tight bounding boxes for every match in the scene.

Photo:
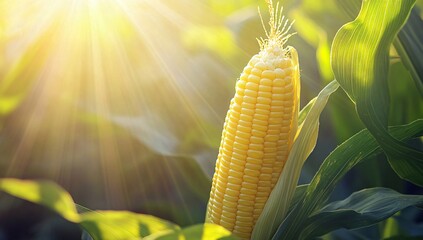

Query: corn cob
[206,1,299,239]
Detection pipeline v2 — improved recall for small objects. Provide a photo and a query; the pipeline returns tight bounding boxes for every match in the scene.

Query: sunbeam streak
[0,0,233,216]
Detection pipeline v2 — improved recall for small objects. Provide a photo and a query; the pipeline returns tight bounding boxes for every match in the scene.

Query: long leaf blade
[331,0,423,186]
[301,188,423,239]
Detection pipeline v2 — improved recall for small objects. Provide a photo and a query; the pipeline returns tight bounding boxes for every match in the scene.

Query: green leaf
[334,0,361,20]
[0,178,80,222]
[0,178,180,240]
[300,188,423,239]
[252,80,339,240]
[298,98,315,125]
[331,0,423,186]
[289,184,308,213]
[143,223,237,240]
[80,211,180,240]
[273,119,423,239]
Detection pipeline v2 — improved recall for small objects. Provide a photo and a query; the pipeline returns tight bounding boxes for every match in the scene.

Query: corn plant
[0,0,422,239]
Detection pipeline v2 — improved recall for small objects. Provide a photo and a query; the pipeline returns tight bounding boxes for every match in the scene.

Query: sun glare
[0,0,223,211]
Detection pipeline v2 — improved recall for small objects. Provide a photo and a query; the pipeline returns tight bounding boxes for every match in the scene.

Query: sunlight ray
[1,0,230,210]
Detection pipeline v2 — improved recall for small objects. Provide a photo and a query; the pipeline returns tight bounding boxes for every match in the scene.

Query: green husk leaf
[288,184,308,213]
[252,80,339,239]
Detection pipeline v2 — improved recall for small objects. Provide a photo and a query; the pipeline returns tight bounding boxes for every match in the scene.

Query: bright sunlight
[0,0,227,211]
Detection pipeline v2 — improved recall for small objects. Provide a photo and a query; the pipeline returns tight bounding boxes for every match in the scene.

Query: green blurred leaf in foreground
[0,178,80,222]
[302,187,423,239]
[80,211,179,240]
[274,119,423,239]
[331,0,423,186]
[143,223,237,240]
[0,178,181,240]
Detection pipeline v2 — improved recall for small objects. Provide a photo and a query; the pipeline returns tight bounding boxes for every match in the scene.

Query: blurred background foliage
[0,0,422,239]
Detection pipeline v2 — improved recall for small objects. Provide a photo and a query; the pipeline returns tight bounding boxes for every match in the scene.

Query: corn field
[0,0,422,239]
